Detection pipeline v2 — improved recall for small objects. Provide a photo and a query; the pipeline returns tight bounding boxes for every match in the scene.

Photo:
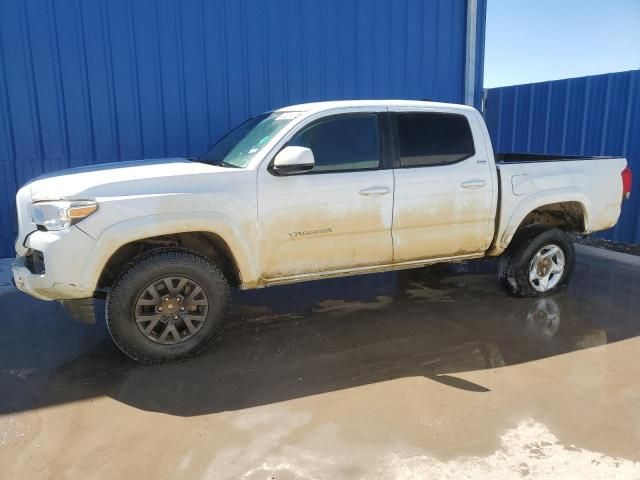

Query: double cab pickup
[12,100,632,363]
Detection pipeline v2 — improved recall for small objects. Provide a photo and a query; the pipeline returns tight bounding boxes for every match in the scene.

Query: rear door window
[395,113,475,167]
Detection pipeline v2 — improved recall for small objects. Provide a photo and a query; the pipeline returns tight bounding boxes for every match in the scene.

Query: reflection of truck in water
[12,100,631,363]
[2,264,618,416]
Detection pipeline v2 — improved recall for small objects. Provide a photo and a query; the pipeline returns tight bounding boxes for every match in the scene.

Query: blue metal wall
[485,70,640,244]
[0,0,486,258]
[0,0,486,257]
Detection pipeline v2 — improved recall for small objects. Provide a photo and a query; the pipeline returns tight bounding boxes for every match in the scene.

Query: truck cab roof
[276,99,478,114]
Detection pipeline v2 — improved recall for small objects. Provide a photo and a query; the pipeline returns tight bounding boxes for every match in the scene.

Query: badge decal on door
[288,228,333,238]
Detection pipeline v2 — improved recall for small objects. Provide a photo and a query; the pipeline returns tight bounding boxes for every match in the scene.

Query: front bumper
[12,226,97,301]
[12,256,55,300]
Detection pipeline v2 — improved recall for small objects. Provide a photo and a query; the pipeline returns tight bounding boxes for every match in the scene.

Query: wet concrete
[1,244,640,478]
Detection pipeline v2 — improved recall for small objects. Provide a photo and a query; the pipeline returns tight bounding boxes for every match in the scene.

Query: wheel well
[518,201,586,233]
[97,232,242,290]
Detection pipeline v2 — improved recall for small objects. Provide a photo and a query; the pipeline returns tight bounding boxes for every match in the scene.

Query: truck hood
[26,158,228,201]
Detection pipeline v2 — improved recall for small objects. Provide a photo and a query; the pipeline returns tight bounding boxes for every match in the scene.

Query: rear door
[390,110,495,262]
[257,111,394,279]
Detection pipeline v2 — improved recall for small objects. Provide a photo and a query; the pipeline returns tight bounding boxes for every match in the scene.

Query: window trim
[268,112,385,176]
[390,111,477,169]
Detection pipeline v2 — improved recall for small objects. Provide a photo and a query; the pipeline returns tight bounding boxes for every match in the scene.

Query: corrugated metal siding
[0,0,484,258]
[485,70,640,244]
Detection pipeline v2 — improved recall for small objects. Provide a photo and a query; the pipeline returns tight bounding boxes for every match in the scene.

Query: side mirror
[272,146,315,175]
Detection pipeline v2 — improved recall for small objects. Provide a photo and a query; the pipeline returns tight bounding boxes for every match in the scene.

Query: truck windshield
[199,111,301,168]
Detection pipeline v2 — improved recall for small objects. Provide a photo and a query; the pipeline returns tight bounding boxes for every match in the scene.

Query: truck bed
[491,155,627,254]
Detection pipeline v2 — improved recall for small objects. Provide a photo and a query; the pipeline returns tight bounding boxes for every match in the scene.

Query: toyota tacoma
[12,100,632,363]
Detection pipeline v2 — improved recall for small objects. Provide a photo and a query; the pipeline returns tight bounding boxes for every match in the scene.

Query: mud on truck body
[12,100,632,364]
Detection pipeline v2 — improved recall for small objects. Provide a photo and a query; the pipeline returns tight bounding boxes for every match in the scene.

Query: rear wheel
[499,227,575,297]
[106,249,230,364]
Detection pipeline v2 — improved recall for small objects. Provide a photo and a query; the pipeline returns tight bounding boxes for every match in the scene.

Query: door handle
[461,179,486,190]
[359,186,390,197]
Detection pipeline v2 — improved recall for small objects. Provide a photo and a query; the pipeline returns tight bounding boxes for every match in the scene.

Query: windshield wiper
[212,159,241,168]
[187,157,240,168]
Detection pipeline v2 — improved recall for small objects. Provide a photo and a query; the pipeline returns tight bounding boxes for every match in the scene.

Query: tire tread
[498,226,575,298]
[105,248,230,365]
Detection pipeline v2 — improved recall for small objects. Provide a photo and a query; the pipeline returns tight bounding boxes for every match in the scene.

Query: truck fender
[79,212,260,291]
[498,188,592,251]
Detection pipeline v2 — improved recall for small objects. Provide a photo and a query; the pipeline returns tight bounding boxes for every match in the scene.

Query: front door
[257,113,394,280]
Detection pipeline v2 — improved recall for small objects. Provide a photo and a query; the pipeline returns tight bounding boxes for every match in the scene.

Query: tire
[498,226,575,298]
[106,248,231,365]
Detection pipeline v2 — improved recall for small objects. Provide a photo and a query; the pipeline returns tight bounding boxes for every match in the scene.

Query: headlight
[31,200,98,231]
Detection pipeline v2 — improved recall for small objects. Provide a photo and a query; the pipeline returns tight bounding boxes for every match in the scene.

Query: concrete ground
[1,244,640,479]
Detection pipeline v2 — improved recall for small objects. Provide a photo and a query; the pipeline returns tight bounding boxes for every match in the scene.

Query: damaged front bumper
[12,227,99,323]
[13,257,97,324]
[12,226,96,299]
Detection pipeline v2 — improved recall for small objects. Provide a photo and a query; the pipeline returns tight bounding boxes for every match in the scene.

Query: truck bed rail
[495,153,621,164]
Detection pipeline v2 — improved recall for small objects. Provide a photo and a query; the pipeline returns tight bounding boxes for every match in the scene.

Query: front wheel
[499,227,575,297]
[106,249,231,364]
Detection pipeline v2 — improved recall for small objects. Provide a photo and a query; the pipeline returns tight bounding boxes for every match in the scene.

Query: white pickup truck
[12,100,632,364]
